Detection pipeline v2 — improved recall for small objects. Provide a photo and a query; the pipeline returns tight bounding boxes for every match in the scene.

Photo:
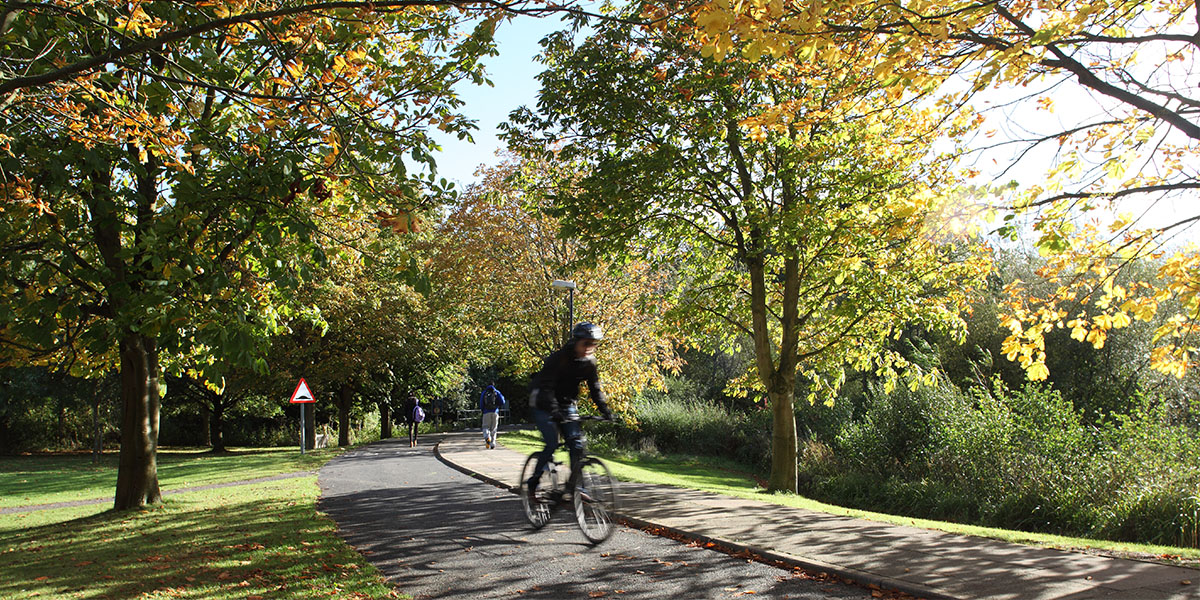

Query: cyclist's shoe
[576,487,593,503]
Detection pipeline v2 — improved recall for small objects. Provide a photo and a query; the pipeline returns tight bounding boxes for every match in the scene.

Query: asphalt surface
[318,435,878,600]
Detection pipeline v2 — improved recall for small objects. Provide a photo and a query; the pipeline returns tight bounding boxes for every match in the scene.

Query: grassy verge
[0,447,339,509]
[0,452,402,600]
[500,430,1200,567]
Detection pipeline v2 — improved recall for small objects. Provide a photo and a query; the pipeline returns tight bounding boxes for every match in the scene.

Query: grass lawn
[500,429,1200,568]
[0,447,337,509]
[0,449,402,600]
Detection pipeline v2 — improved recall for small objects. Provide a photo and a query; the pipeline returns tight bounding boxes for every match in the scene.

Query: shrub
[595,396,772,476]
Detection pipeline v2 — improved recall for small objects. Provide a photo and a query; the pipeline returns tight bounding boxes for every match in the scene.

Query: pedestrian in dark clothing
[405,393,424,447]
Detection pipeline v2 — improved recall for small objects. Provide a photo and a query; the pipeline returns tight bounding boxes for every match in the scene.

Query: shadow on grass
[0,478,391,600]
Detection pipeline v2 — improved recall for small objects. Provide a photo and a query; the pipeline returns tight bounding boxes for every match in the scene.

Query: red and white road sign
[289,378,315,403]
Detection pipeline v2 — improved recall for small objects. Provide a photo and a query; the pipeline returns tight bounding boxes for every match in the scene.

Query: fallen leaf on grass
[589,592,607,598]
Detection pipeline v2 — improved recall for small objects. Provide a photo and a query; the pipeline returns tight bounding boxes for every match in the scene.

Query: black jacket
[529,344,609,414]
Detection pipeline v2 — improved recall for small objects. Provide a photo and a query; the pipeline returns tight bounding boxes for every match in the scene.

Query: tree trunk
[57,401,66,448]
[766,385,798,493]
[91,386,102,464]
[380,400,392,439]
[337,383,352,447]
[746,248,801,494]
[114,333,162,510]
[200,406,212,448]
[211,399,226,452]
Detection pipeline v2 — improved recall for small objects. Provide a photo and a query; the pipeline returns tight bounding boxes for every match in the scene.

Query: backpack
[482,387,499,411]
[412,403,425,423]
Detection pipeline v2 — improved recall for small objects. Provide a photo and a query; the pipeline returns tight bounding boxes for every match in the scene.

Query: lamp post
[551,279,576,344]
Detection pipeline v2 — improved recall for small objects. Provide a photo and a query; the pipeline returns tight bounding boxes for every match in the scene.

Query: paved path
[317,434,877,599]
[436,430,1200,600]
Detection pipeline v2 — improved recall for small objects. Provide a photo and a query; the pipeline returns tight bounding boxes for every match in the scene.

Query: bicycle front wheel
[519,453,553,529]
[574,457,618,544]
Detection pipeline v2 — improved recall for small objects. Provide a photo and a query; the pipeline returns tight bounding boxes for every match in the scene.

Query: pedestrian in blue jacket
[479,382,506,449]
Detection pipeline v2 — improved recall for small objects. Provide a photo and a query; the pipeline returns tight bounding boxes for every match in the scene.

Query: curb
[432,438,951,600]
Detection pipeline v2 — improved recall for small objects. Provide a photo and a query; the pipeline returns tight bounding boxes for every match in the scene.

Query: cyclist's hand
[549,409,564,423]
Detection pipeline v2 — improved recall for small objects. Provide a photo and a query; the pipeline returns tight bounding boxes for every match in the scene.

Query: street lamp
[551,279,576,343]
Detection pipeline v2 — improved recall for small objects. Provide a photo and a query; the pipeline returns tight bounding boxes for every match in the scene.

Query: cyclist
[525,322,613,503]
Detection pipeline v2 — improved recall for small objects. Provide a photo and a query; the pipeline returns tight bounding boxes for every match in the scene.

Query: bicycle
[517,415,618,544]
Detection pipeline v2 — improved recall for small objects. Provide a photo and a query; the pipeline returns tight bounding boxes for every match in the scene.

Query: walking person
[525,322,613,503]
[479,381,507,449]
[405,393,425,447]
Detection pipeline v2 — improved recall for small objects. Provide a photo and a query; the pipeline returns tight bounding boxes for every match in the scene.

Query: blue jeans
[528,406,583,490]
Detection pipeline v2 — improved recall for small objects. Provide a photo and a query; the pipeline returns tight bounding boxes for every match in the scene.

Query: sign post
[289,378,315,454]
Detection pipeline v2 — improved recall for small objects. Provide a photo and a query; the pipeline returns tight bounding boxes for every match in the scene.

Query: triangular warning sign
[289,378,315,403]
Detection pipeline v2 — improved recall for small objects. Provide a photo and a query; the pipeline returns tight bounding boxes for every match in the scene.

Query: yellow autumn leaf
[1027,361,1050,381]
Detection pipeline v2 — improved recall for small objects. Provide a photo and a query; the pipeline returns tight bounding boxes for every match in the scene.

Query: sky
[426,15,573,190]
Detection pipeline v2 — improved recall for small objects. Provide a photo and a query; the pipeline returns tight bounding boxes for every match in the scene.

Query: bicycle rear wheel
[519,453,555,529]
[574,457,617,543]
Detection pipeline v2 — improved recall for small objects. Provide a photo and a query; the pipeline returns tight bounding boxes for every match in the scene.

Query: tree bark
[337,383,353,447]
[211,398,226,452]
[380,400,392,439]
[91,384,102,464]
[200,406,212,448]
[113,333,163,510]
[746,250,800,494]
[766,384,798,493]
[57,401,67,448]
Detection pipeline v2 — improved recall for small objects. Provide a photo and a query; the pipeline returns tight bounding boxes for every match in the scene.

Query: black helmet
[571,322,604,341]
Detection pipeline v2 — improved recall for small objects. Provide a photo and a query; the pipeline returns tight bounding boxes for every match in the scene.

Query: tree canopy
[0,1,495,508]
[426,157,681,416]
[506,8,990,491]
[681,0,1200,381]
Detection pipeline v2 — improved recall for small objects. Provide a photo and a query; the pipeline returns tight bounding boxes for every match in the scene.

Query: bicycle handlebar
[558,414,611,423]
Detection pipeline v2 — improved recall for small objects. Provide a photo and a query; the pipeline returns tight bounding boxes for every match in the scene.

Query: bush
[595,396,772,476]
[800,379,1200,546]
